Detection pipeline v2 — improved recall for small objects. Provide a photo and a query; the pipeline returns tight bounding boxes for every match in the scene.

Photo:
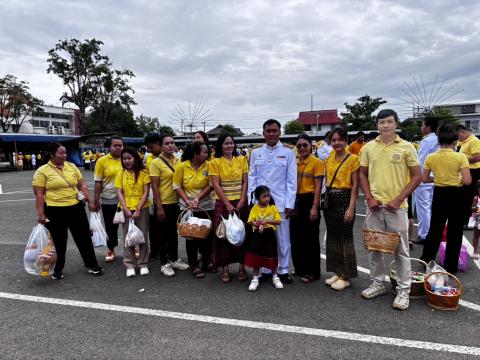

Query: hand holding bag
[89,212,108,247]
[113,208,125,224]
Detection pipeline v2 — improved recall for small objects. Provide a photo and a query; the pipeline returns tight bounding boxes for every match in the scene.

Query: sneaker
[361,282,387,299]
[170,258,190,270]
[331,278,350,291]
[88,266,104,276]
[392,291,410,310]
[325,274,339,286]
[52,272,64,280]
[272,277,284,289]
[105,250,115,262]
[160,264,175,277]
[126,268,136,277]
[248,278,260,291]
[140,267,150,276]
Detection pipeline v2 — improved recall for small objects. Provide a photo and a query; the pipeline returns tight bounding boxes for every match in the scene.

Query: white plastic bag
[426,261,449,290]
[113,208,125,224]
[125,219,145,247]
[90,212,108,247]
[24,224,57,276]
[215,216,227,239]
[468,214,476,229]
[225,213,245,246]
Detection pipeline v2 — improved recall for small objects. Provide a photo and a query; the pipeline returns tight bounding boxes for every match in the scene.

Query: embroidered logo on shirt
[391,153,401,162]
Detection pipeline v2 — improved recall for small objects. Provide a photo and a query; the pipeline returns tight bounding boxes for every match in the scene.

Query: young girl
[115,147,151,277]
[471,181,480,260]
[245,186,283,291]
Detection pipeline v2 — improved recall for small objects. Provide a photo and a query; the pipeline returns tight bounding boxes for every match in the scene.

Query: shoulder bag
[49,163,87,203]
[322,154,350,210]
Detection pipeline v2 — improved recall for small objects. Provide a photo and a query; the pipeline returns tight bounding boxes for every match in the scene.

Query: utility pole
[310,94,313,112]
[200,121,206,132]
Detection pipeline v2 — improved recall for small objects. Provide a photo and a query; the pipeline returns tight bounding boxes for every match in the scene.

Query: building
[296,109,341,133]
[206,125,245,137]
[435,100,480,132]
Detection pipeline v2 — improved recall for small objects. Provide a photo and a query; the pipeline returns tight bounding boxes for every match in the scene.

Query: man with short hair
[248,119,297,284]
[359,109,421,310]
[347,131,366,155]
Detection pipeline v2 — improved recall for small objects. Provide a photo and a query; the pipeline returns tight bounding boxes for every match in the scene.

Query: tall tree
[284,120,305,135]
[158,125,176,135]
[0,74,43,132]
[219,124,239,137]
[341,95,387,131]
[85,103,140,137]
[433,107,458,125]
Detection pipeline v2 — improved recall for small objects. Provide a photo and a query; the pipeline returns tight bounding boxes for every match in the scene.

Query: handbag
[49,163,87,203]
[322,154,350,210]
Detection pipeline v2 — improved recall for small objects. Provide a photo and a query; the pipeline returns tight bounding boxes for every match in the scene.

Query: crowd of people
[31,109,480,311]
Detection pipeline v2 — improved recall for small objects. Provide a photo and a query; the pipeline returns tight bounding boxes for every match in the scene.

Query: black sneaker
[278,273,293,284]
[52,272,64,280]
[88,266,104,276]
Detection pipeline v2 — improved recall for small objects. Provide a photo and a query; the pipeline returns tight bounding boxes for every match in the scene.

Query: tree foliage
[0,74,43,132]
[341,95,387,131]
[85,103,140,137]
[433,107,458,126]
[159,125,176,135]
[135,115,176,136]
[219,124,240,137]
[283,120,305,135]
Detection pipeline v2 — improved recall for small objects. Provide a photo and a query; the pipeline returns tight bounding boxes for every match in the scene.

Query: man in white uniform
[248,119,297,283]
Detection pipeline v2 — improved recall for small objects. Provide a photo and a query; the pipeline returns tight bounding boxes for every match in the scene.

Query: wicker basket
[177,208,212,240]
[389,258,427,298]
[363,228,400,254]
[424,272,462,311]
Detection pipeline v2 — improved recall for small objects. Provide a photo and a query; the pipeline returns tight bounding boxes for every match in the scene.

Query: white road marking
[0,198,34,203]
[0,291,479,356]
[0,189,32,195]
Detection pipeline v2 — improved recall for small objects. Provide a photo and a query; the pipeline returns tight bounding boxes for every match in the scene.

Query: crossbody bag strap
[327,154,350,192]
[159,155,175,172]
[49,163,78,193]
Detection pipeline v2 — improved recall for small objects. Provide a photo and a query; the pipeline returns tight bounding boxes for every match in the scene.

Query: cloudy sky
[1,0,479,133]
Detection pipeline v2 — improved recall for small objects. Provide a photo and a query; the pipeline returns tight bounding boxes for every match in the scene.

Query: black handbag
[322,154,350,210]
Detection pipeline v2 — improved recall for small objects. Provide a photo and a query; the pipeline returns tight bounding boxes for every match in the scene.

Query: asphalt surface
[0,169,479,359]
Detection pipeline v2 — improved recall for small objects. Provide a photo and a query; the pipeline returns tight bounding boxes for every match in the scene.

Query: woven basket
[363,228,400,254]
[177,208,212,240]
[389,258,427,298]
[424,272,462,311]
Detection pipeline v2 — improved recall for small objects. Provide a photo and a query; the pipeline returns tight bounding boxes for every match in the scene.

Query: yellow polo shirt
[297,155,324,194]
[149,155,180,205]
[209,156,248,200]
[360,136,419,208]
[173,160,213,209]
[248,204,282,230]
[424,148,469,187]
[32,161,82,207]
[459,135,480,170]
[114,169,151,210]
[325,152,359,190]
[94,153,123,201]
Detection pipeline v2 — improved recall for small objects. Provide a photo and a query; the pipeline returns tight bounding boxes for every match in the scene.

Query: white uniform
[248,142,297,275]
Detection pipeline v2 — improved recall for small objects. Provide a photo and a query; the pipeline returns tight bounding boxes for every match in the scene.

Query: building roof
[0,133,80,143]
[437,99,480,106]
[296,110,341,125]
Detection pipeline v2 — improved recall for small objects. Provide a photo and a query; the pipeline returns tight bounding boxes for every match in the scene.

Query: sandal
[221,271,231,283]
[192,267,205,279]
[238,268,247,282]
[301,275,314,284]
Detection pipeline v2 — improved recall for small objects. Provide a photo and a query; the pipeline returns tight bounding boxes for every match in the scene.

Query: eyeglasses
[296,143,309,149]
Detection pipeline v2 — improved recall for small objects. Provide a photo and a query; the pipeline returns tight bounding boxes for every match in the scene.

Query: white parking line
[0,291,478,356]
[0,198,34,203]
[0,189,32,195]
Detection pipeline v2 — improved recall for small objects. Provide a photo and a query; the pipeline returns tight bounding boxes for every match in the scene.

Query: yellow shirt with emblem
[209,156,248,200]
[424,148,469,187]
[114,169,151,210]
[94,153,123,201]
[32,161,83,207]
[248,204,282,230]
[360,135,419,208]
[325,152,360,190]
[297,155,324,194]
[149,155,180,205]
[459,135,480,170]
[173,160,213,210]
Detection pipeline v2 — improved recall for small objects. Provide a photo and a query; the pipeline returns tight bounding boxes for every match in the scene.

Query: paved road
[0,170,479,359]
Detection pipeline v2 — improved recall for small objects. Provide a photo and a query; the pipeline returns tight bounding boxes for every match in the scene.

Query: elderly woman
[32,142,103,280]
[209,134,249,283]
[173,142,214,278]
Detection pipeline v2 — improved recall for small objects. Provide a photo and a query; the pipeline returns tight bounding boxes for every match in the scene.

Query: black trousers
[157,204,180,265]
[45,202,99,273]
[421,186,465,273]
[185,210,213,269]
[101,204,119,251]
[149,207,159,257]
[463,168,480,225]
[290,193,321,279]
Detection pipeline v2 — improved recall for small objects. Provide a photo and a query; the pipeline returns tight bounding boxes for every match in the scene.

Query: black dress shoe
[278,273,293,284]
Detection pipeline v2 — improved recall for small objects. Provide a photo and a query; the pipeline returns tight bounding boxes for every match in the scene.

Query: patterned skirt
[323,190,358,279]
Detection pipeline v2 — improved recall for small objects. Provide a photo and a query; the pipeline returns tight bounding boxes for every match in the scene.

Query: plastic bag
[225,213,245,246]
[468,214,476,229]
[215,216,227,239]
[24,224,57,276]
[90,212,108,248]
[426,261,449,290]
[438,242,469,272]
[125,219,145,247]
[113,208,125,224]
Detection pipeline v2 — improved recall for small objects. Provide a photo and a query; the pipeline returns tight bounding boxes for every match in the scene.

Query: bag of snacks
[90,212,108,248]
[125,219,145,247]
[24,224,57,276]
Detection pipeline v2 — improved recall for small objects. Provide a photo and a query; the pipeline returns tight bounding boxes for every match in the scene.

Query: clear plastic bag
[225,213,245,247]
[90,212,108,248]
[24,224,57,276]
[125,219,145,247]
[215,216,227,239]
[426,261,449,290]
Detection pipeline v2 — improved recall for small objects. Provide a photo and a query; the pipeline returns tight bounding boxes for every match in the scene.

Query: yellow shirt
[209,156,248,200]
[149,155,180,205]
[347,141,365,156]
[459,135,480,169]
[94,153,123,201]
[173,160,213,210]
[114,169,151,210]
[424,148,469,187]
[325,152,360,190]
[32,161,83,207]
[145,153,155,168]
[297,155,324,194]
[360,135,419,208]
[248,204,282,230]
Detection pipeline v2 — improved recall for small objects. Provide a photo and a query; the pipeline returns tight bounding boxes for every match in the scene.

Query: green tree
[399,118,421,141]
[433,107,458,126]
[136,115,159,135]
[341,95,387,131]
[159,125,176,135]
[0,74,43,132]
[85,103,141,136]
[219,124,239,137]
[283,120,305,135]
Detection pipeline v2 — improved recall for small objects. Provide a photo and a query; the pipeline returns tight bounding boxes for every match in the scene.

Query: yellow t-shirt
[459,135,480,170]
[208,156,248,200]
[424,148,469,187]
[94,153,123,201]
[149,155,180,205]
[297,155,324,194]
[145,153,155,168]
[325,153,360,190]
[360,136,419,208]
[248,204,282,230]
[172,160,213,210]
[114,169,151,210]
[347,141,364,156]
[32,161,83,207]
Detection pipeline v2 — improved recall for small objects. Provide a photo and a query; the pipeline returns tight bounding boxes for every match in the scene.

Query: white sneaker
[126,268,136,277]
[361,282,387,299]
[170,258,190,270]
[161,264,175,277]
[248,278,260,291]
[325,274,339,286]
[272,277,284,289]
[140,267,150,276]
[392,291,410,310]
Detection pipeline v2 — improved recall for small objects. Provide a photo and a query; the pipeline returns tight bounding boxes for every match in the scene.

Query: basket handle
[389,258,427,272]
[177,207,211,225]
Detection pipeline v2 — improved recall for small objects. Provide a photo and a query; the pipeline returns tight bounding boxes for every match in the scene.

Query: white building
[435,100,480,132]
